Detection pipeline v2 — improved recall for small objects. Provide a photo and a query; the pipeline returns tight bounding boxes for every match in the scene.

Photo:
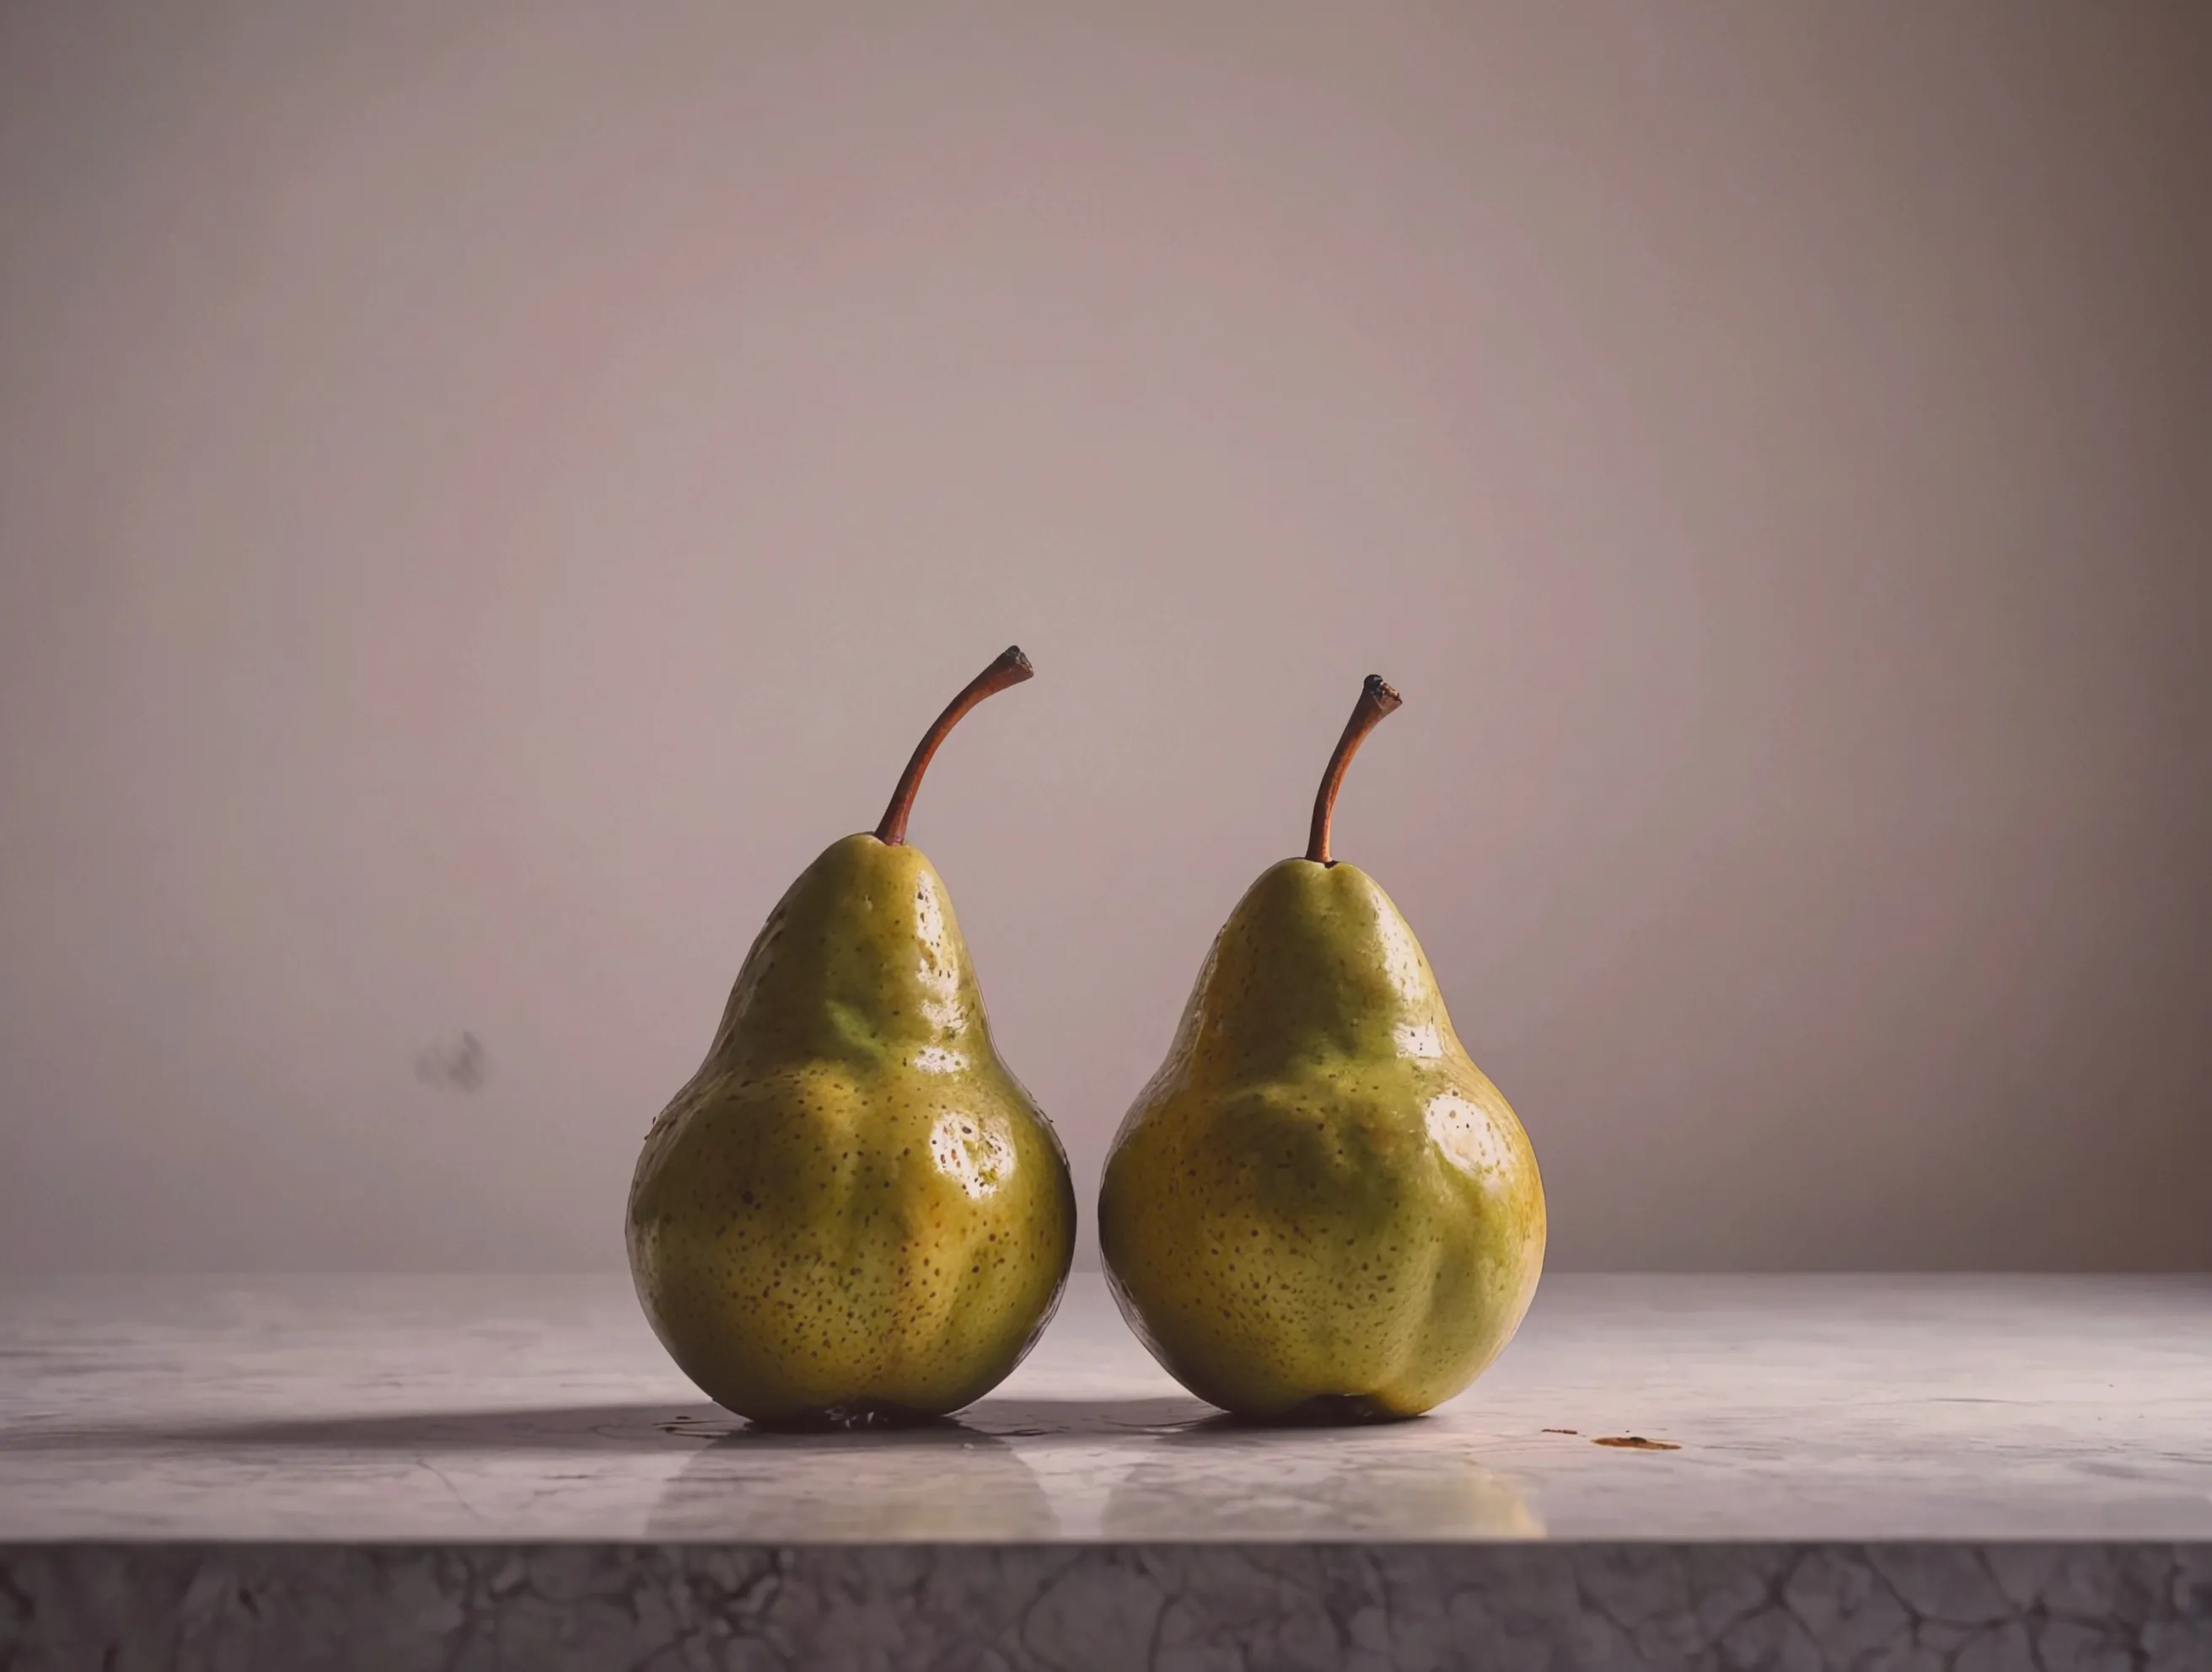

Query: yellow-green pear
[628,648,1075,1428]
[1099,676,1544,1420]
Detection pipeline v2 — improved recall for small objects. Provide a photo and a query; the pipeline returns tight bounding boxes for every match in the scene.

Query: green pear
[1099,676,1544,1420]
[628,648,1076,1428]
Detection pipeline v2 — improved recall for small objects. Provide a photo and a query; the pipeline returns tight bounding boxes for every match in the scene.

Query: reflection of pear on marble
[1102,1433,1541,1540]
[628,648,1076,1428]
[648,1424,1056,1541]
[1100,676,1546,1420]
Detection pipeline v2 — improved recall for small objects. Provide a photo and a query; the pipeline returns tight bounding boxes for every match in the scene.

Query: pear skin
[628,650,1075,1427]
[1098,677,1544,1419]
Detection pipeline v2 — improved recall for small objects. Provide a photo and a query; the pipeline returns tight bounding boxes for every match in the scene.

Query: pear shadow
[1189,1401,1426,1432]
[0,1403,733,1455]
[950,1394,1214,1439]
[953,1394,1425,1439]
[0,1391,1241,1456]
[647,1420,1058,1541]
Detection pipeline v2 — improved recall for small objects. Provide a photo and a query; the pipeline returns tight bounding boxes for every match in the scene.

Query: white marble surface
[2,1272,2209,1545]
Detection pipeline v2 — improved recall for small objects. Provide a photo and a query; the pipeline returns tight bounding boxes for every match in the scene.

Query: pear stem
[1305,674,1403,865]
[872,646,1034,846]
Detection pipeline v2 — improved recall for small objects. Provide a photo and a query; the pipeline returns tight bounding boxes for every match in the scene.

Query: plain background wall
[3,1,2208,1274]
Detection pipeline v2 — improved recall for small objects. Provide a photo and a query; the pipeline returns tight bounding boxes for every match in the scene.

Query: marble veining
[5,1542,2211,1669]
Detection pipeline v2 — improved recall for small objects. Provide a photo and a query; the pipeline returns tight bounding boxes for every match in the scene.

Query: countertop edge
[5,1538,2207,1671]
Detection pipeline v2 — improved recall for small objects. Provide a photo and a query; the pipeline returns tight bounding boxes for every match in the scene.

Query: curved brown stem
[873,646,1034,845]
[1305,674,1403,865]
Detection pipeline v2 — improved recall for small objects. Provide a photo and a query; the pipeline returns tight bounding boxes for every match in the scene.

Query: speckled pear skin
[627,833,1076,1426]
[1098,858,1544,1420]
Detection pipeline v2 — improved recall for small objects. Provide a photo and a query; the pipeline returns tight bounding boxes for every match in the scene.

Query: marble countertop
[3,1271,2207,1546]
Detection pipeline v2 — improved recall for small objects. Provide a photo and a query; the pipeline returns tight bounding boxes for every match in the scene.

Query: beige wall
[3,1,2207,1273]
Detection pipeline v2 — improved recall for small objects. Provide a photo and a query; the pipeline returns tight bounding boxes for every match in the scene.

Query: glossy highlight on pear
[627,647,1076,1428]
[1098,674,1545,1421]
